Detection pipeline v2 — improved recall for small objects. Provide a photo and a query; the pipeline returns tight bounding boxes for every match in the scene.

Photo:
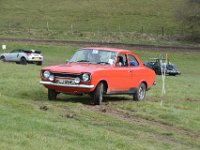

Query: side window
[14,49,20,53]
[128,55,139,67]
[11,50,17,53]
[117,54,128,67]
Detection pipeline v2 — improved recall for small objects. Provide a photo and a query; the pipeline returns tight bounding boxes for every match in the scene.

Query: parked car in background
[40,47,156,105]
[144,58,181,76]
[0,49,43,65]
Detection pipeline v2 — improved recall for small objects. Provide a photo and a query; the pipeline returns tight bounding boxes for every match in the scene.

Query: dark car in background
[144,58,181,76]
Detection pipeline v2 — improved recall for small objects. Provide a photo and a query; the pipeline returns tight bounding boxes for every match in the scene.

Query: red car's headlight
[82,73,90,82]
[43,70,50,79]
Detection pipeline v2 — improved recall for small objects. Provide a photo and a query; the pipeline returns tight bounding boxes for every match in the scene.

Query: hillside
[0,0,189,45]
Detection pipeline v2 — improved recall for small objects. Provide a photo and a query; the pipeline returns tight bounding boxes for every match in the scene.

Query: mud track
[86,102,200,140]
[0,38,200,52]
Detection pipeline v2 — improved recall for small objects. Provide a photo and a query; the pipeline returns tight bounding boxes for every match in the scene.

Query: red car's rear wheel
[133,83,146,101]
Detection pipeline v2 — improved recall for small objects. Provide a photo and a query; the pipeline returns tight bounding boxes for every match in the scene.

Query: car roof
[149,58,169,60]
[12,49,41,53]
[82,47,131,53]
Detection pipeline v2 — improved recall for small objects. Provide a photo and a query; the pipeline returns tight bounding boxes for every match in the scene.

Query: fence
[0,20,195,42]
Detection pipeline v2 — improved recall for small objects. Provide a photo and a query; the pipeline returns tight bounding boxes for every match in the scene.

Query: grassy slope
[0,43,200,150]
[0,0,190,45]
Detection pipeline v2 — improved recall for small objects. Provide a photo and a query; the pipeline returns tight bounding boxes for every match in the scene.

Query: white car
[0,49,43,65]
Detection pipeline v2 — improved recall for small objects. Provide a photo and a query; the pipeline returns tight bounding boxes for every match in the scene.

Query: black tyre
[133,83,146,101]
[36,61,42,66]
[48,89,57,100]
[169,73,176,76]
[20,57,27,65]
[154,67,161,75]
[0,56,6,62]
[92,82,104,105]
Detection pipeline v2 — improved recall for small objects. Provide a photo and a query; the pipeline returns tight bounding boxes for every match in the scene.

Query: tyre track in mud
[86,102,200,140]
[0,38,200,52]
[86,103,200,147]
[34,99,199,147]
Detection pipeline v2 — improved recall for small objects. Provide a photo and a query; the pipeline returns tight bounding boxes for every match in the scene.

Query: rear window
[128,55,139,66]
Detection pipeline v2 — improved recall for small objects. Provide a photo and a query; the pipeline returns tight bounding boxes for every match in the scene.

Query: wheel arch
[20,56,28,64]
[95,80,108,93]
[139,81,148,90]
[0,55,5,59]
[21,56,26,60]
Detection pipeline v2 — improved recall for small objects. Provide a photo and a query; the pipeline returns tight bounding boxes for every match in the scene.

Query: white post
[160,53,167,106]
[2,45,6,53]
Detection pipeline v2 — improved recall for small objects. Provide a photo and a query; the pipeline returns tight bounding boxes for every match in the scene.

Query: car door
[8,49,20,61]
[109,53,133,92]
[12,49,22,61]
[6,50,16,61]
[127,54,143,88]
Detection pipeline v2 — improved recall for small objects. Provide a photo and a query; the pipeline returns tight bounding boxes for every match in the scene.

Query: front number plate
[34,57,40,60]
[56,79,75,85]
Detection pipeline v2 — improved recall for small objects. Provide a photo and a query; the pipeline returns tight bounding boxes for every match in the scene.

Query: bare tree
[176,0,200,41]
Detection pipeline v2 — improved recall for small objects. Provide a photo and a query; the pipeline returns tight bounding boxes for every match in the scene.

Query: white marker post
[2,45,6,52]
[160,53,167,106]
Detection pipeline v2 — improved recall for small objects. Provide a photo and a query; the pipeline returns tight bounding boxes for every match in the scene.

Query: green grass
[0,43,200,149]
[0,0,197,46]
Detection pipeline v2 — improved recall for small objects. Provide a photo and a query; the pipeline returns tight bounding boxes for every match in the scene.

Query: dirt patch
[185,98,200,102]
[39,105,48,111]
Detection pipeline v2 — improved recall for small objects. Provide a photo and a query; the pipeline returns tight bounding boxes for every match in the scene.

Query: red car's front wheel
[92,82,104,105]
[48,89,57,100]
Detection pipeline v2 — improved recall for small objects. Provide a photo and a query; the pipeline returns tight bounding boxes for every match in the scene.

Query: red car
[40,47,156,105]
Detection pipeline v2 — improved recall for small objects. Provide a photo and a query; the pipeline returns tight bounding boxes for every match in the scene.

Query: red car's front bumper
[40,80,94,93]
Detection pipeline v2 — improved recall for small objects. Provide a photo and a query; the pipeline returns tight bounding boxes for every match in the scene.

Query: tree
[176,0,200,41]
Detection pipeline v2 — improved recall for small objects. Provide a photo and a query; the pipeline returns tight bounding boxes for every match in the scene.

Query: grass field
[0,43,200,150]
[0,0,195,46]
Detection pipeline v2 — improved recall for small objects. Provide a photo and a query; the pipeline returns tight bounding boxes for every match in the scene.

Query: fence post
[8,22,11,31]
[71,24,73,32]
[26,19,31,38]
[161,27,164,36]
[46,21,49,32]
[181,25,185,38]
[141,26,144,33]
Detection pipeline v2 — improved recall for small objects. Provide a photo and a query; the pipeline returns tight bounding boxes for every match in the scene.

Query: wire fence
[0,20,194,42]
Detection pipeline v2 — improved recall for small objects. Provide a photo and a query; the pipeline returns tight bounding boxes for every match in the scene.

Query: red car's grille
[52,72,81,79]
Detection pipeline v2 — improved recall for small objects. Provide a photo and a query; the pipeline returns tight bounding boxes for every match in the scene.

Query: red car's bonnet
[42,63,111,74]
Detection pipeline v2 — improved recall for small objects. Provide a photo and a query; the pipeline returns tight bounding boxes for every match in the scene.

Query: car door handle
[128,70,133,73]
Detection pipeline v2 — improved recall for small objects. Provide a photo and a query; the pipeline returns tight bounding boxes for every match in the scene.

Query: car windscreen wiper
[97,61,110,65]
[77,60,90,63]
